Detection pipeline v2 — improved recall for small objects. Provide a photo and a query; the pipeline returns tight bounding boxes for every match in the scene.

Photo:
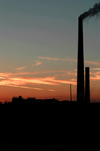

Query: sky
[0,0,100,103]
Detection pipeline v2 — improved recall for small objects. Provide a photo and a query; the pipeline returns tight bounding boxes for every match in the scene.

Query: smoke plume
[80,2,100,19]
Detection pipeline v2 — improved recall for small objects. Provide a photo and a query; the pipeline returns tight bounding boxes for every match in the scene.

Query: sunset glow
[0,0,100,103]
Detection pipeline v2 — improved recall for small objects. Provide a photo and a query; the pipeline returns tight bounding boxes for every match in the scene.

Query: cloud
[44,76,77,85]
[90,71,100,80]
[33,88,43,90]
[38,57,59,61]
[15,66,27,70]
[39,56,100,66]
[63,58,77,62]
[0,72,33,77]
[39,76,77,85]
[48,89,55,92]
[0,72,77,92]
[90,75,100,80]
[94,71,100,75]
[71,79,77,82]
[0,70,76,77]
[62,71,77,76]
[52,79,77,85]
[0,83,43,91]
[85,61,100,66]
[0,76,59,86]
[91,68,100,70]
[44,76,55,80]
[33,61,42,66]
[0,68,77,91]
[35,61,42,66]
[39,56,77,62]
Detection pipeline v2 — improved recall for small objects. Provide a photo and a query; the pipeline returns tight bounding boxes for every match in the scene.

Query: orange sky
[1,58,100,103]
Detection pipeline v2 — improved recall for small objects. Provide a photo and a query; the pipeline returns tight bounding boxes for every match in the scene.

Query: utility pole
[70,84,72,101]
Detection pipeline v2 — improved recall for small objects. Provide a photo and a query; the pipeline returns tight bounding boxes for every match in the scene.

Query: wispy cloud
[52,79,76,85]
[0,72,32,77]
[85,61,100,66]
[39,56,100,66]
[15,66,27,70]
[0,83,43,91]
[33,61,42,66]
[0,76,59,87]
[90,70,100,80]
[38,57,59,61]
[91,68,100,70]
[38,56,76,62]
[0,70,76,77]
[48,89,55,92]
[71,79,77,82]
[62,71,76,76]
[0,70,77,90]
[90,75,100,80]
[0,72,77,91]
[35,61,42,66]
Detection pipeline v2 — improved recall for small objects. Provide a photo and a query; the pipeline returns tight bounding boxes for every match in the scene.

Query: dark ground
[0,104,100,150]
[0,142,100,151]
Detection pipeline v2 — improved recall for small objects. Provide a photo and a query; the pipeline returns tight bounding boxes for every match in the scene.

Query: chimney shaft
[77,17,84,103]
[85,67,90,103]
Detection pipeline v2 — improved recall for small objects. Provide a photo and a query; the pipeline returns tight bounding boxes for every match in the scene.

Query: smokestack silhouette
[85,67,90,104]
[77,2,100,103]
[77,17,84,103]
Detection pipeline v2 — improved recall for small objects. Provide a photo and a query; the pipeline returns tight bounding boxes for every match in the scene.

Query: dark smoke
[80,2,100,19]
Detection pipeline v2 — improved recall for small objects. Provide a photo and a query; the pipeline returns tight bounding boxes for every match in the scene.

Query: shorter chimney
[85,67,90,103]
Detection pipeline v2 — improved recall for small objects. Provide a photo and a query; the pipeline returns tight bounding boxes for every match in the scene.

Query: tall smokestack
[77,17,84,103]
[85,67,90,103]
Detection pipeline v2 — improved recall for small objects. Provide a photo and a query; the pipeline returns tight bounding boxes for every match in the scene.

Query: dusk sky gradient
[0,0,100,103]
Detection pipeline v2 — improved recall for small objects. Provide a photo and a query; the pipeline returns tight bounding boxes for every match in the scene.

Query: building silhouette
[12,96,60,104]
